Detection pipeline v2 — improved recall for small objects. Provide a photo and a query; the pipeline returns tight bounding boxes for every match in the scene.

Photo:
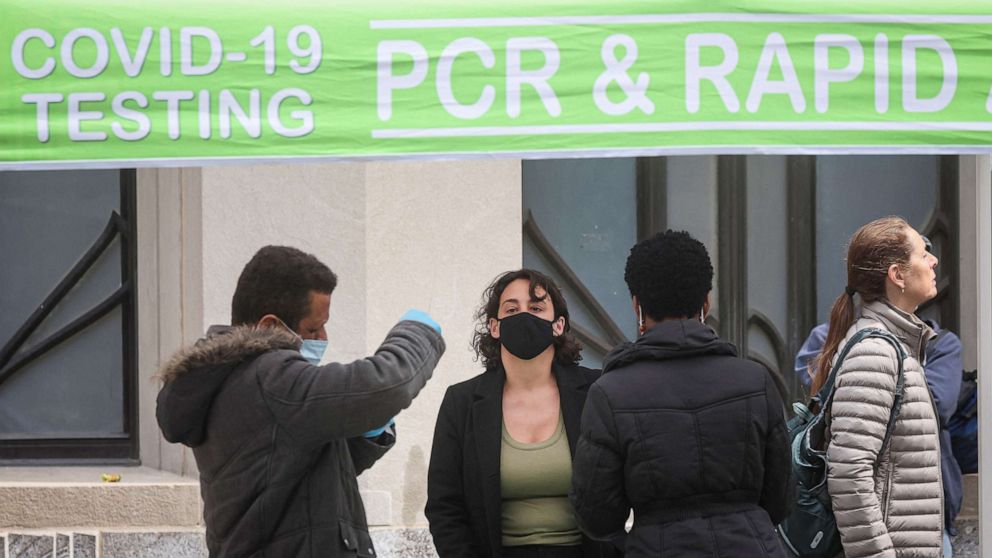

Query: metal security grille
[0,170,137,462]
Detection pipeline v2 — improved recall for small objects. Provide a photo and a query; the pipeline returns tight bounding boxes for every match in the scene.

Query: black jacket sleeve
[570,382,630,541]
[348,425,396,475]
[425,386,480,557]
[760,373,794,524]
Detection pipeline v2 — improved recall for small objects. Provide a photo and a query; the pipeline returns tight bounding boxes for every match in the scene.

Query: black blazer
[426,362,622,558]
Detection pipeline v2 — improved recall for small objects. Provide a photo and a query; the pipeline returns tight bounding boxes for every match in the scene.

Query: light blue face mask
[271,316,327,365]
[300,339,328,365]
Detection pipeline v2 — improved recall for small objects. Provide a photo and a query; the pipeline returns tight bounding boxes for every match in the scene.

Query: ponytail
[809,215,913,400]
[810,291,856,396]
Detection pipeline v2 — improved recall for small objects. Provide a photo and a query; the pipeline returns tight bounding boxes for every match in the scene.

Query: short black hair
[624,230,713,321]
[231,245,338,328]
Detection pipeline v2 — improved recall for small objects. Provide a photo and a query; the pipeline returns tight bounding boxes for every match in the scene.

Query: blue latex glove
[400,309,441,334]
[363,418,396,438]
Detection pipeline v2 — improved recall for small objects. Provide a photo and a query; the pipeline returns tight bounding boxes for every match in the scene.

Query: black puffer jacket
[570,319,792,557]
[156,321,445,558]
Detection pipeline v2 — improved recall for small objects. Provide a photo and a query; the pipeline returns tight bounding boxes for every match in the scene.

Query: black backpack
[777,328,907,557]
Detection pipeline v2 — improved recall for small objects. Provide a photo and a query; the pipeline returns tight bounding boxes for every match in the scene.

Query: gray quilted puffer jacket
[826,299,943,558]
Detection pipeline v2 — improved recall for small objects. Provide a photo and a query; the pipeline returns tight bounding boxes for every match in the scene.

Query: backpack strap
[812,328,884,405]
[814,327,907,468]
[874,332,907,466]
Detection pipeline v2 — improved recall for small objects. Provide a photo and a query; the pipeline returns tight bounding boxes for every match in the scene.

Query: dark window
[0,170,137,462]
[523,156,958,404]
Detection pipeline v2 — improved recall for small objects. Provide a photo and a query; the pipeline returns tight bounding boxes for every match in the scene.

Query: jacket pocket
[339,520,376,557]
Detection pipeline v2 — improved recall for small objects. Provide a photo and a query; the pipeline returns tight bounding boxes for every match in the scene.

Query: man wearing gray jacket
[156,245,446,558]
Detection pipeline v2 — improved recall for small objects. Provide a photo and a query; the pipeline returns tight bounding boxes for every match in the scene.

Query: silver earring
[699,309,705,323]
[901,286,905,294]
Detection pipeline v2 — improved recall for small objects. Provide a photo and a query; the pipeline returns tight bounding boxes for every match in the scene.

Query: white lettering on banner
[21,88,314,142]
[160,27,172,76]
[110,28,153,78]
[61,28,109,78]
[268,88,315,137]
[436,38,496,119]
[11,24,321,144]
[21,93,63,142]
[379,36,562,120]
[112,91,151,141]
[903,35,957,112]
[505,37,561,118]
[377,40,429,121]
[180,27,223,76]
[249,26,277,75]
[594,34,655,116]
[199,90,212,139]
[219,89,262,138]
[814,34,864,113]
[152,90,195,139]
[746,32,805,113]
[8,18,981,151]
[68,92,107,140]
[11,26,319,78]
[12,29,56,79]
[685,33,740,113]
[287,26,322,74]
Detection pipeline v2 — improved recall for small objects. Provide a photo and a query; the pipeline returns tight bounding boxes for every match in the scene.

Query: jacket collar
[861,299,935,362]
[602,318,737,373]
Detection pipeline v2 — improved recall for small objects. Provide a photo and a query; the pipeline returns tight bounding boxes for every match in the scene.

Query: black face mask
[497,312,556,360]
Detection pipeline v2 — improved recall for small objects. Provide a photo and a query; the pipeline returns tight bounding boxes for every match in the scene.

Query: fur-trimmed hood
[156,325,300,447]
[158,324,300,383]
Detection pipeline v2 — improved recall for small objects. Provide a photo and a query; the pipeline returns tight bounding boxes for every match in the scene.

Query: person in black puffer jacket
[570,230,793,557]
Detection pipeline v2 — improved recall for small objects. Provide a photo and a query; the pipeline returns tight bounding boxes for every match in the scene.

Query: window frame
[0,170,138,463]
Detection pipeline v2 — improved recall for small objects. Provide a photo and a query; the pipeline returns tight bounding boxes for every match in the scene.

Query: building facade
[0,156,987,556]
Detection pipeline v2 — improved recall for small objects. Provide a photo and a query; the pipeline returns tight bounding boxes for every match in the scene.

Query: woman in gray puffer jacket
[812,216,943,558]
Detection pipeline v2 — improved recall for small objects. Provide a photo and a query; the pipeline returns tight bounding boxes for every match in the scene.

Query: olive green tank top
[500,412,582,547]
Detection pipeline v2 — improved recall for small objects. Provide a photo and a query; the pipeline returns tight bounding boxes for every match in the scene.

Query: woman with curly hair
[570,230,792,557]
[426,269,620,558]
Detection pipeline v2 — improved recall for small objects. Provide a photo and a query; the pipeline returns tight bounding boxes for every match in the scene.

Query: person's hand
[400,309,441,334]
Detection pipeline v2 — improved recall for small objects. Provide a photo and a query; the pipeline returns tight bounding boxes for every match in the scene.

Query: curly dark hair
[472,269,582,369]
[231,245,338,329]
[624,230,713,320]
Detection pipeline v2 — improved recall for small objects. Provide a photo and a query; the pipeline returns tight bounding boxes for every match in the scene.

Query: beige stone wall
[198,163,370,364]
[360,161,522,526]
[137,160,522,530]
[136,168,204,478]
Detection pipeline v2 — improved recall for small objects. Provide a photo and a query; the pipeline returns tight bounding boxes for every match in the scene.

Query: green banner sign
[3,0,992,169]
